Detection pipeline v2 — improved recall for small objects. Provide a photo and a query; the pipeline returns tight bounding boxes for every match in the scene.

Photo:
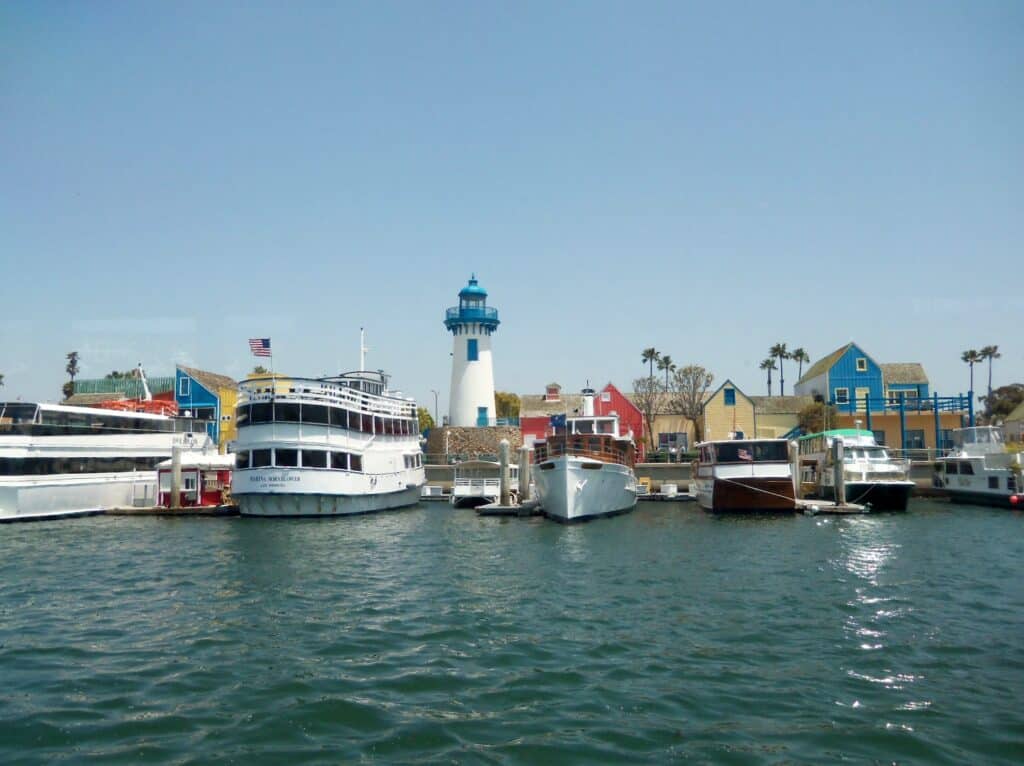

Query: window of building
[856,357,868,372]
[274,448,298,467]
[178,377,191,397]
[467,339,479,361]
[904,429,925,450]
[835,388,850,404]
[939,429,954,451]
[601,391,611,402]
[724,388,736,406]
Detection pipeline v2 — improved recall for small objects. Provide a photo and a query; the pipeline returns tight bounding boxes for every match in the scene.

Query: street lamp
[430,389,439,426]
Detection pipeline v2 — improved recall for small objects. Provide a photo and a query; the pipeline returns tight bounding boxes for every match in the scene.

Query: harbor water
[1,500,1022,764]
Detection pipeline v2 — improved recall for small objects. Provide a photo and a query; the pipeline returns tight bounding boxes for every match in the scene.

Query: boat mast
[360,327,367,372]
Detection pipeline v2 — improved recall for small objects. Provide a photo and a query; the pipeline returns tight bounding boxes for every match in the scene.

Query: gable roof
[520,393,584,417]
[1007,400,1024,423]
[703,379,752,409]
[177,365,237,394]
[750,395,815,415]
[796,343,852,384]
[63,392,128,406]
[881,363,929,385]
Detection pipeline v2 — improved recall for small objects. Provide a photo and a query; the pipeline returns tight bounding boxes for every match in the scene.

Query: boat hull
[534,457,637,522]
[821,481,914,511]
[0,472,157,523]
[696,477,796,513]
[946,489,1022,510]
[237,483,421,517]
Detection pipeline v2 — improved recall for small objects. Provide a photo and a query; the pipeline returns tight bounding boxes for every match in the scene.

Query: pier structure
[445,275,500,427]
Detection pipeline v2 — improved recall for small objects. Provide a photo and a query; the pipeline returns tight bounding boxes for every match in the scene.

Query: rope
[713,475,799,505]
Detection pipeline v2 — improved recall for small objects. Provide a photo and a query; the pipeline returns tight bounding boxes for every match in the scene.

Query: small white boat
[934,426,1023,509]
[798,429,914,511]
[450,459,519,509]
[532,386,638,522]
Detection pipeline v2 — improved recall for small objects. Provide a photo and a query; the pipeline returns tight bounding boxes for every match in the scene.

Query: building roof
[796,343,852,384]
[178,365,237,393]
[73,375,175,397]
[63,392,128,406]
[458,275,488,299]
[1006,400,1024,424]
[520,393,584,417]
[750,395,815,415]
[881,363,929,385]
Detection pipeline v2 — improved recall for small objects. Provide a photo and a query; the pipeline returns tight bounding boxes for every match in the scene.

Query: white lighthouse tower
[445,275,500,427]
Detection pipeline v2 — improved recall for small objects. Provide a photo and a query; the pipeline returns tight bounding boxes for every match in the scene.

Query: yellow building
[176,365,239,453]
[701,380,756,442]
[750,395,814,439]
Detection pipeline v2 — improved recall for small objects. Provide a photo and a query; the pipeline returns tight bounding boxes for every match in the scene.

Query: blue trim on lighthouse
[444,275,500,332]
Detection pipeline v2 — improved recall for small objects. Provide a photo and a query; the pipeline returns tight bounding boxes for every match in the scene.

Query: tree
[791,348,810,382]
[632,375,665,451]
[979,384,1024,423]
[798,401,839,435]
[105,369,138,380]
[769,343,788,396]
[0,373,4,389]
[759,358,777,396]
[641,348,660,379]
[667,364,714,445]
[252,365,268,374]
[961,349,982,393]
[980,345,1001,400]
[657,354,676,390]
[417,406,435,432]
[63,351,80,400]
[495,391,521,419]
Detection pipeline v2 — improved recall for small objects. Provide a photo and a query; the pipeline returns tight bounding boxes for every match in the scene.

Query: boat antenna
[360,327,368,372]
[137,362,152,402]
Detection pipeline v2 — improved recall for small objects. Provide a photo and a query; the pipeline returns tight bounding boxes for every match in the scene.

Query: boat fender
[1011,494,1020,506]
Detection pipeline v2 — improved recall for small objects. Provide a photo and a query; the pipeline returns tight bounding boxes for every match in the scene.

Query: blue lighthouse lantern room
[445,275,500,428]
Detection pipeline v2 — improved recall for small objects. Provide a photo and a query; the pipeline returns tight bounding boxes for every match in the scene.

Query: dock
[796,499,868,515]
[476,500,542,517]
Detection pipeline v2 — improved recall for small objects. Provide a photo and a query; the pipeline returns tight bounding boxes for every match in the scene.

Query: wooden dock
[795,500,868,515]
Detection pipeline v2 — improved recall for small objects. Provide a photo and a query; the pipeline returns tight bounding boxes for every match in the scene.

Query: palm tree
[657,354,676,390]
[790,348,810,382]
[961,349,982,393]
[980,345,1001,400]
[769,343,788,396]
[641,348,660,379]
[759,358,777,396]
[0,373,4,389]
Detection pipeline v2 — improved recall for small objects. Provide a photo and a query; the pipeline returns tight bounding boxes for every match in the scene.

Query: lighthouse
[445,275,500,427]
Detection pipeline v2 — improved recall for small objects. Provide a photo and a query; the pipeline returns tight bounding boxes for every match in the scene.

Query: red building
[519,382,646,459]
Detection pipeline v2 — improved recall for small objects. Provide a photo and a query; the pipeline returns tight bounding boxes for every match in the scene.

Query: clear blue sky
[2,1,1021,414]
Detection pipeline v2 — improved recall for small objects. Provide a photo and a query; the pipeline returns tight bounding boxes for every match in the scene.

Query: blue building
[175,365,238,448]
[793,343,930,413]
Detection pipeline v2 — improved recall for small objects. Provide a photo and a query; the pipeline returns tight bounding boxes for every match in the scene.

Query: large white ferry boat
[934,426,1023,509]
[693,438,796,513]
[532,387,638,522]
[0,402,212,522]
[232,368,425,517]
[797,429,914,511]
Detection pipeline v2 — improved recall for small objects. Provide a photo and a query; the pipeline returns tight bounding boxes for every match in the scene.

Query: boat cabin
[698,439,790,465]
[158,453,234,508]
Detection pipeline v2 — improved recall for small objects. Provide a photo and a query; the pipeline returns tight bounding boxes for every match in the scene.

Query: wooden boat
[693,438,796,513]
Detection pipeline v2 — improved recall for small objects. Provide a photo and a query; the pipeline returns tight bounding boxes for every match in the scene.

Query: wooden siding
[703,381,756,441]
[825,343,884,411]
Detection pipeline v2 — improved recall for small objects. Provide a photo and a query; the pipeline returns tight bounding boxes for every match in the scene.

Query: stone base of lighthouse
[426,426,522,463]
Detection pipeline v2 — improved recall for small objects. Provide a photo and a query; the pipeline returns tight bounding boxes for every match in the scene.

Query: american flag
[737,448,753,461]
[249,338,271,357]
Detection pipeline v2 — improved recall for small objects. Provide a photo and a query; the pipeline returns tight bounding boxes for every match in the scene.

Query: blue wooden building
[793,342,887,412]
[175,365,238,448]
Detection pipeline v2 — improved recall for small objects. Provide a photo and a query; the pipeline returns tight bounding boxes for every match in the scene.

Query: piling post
[899,392,907,454]
[499,439,511,506]
[968,390,975,427]
[832,439,846,504]
[518,445,531,502]
[789,440,800,499]
[171,444,182,509]
[865,395,872,433]
[933,392,941,455]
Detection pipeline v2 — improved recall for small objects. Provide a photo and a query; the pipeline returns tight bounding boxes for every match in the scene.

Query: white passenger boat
[532,387,638,522]
[693,438,796,513]
[450,459,519,509]
[0,402,213,522]
[797,429,914,511]
[232,367,425,517]
[934,426,1023,509]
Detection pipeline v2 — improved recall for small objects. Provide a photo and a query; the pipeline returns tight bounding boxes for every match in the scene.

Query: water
[1,500,1022,764]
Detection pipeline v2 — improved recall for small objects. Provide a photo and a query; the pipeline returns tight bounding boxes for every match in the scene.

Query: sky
[2,1,1021,416]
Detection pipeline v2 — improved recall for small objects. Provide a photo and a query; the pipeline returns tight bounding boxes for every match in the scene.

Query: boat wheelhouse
[797,429,914,511]
[532,387,637,522]
[232,369,425,517]
[0,402,212,522]
[450,459,520,509]
[934,426,1023,509]
[692,438,796,513]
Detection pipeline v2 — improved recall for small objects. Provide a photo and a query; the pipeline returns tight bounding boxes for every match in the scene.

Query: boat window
[0,456,165,475]
[275,403,300,423]
[943,461,957,475]
[575,420,594,435]
[330,408,350,429]
[251,449,272,468]
[374,416,384,435]
[301,404,329,426]
[236,405,249,427]
[959,461,974,475]
[361,414,373,433]
[275,448,298,467]
[235,451,250,469]
[350,454,362,472]
[250,403,273,424]
[302,450,327,468]
[0,404,38,425]
[988,476,999,490]
[331,452,349,470]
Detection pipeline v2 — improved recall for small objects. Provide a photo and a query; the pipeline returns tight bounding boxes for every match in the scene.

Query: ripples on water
[1,501,1023,764]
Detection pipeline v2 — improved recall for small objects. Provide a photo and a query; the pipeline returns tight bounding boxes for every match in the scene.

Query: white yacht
[693,438,796,513]
[797,429,914,511]
[0,402,212,522]
[934,426,1023,509]
[532,386,638,522]
[450,459,519,509]
[232,368,425,517]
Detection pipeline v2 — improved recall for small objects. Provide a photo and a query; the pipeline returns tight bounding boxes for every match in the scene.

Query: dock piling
[499,439,511,506]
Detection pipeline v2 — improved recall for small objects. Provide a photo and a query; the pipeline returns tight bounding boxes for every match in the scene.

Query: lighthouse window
[467,339,479,361]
